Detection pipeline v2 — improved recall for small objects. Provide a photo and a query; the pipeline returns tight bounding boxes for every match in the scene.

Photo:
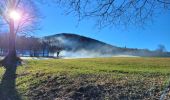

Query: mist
[49,33,170,58]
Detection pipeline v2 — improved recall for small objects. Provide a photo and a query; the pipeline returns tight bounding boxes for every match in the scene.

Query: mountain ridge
[43,33,170,57]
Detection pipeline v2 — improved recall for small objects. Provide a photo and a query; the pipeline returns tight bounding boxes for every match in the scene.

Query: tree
[156,44,166,52]
[0,33,8,56]
[42,36,64,58]
[29,37,42,57]
[41,40,48,57]
[55,0,170,28]
[0,0,40,65]
[0,0,40,99]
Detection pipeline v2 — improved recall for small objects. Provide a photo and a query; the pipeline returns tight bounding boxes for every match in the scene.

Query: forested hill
[44,33,121,53]
[0,33,170,57]
[43,33,170,57]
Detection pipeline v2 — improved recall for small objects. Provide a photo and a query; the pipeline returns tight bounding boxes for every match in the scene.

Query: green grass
[18,57,170,76]
[0,57,170,99]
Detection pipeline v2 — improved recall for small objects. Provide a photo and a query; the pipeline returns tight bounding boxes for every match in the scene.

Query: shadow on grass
[0,61,21,100]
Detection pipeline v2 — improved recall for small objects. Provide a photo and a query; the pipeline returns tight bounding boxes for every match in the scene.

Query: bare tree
[0,0,40,66]
[0,0,40,99]
[54,0,170,28]
[0,33,9,56]
[157,44,166,52]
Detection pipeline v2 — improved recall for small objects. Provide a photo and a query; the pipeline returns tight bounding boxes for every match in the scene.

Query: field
[0,57,170,100]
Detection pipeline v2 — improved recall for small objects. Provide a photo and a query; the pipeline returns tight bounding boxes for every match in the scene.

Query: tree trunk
[2,17,18,68]
[8,19,16,58]
[43,48,45,57]
[0,13,21,100]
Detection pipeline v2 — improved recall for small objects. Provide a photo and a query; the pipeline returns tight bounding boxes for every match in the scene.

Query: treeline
[1,33,169,57]
[118,45,170,57]
[0,33,63,57]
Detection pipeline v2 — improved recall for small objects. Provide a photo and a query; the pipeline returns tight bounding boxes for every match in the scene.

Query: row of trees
[0,33,63,57]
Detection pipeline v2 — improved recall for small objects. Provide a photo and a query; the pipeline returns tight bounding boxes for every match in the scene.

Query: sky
[35,4,170,51]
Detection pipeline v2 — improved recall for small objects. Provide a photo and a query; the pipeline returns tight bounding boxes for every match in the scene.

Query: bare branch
[157,0,170,4]
[55,0,170,28]
[0,0,41,35]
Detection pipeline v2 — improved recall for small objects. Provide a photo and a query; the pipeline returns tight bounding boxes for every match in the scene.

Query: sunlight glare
[9,10,21,21]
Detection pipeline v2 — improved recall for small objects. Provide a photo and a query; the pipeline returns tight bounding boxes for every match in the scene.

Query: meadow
[0,57,170,99]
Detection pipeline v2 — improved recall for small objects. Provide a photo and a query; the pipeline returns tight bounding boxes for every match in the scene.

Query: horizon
[32,3,170,52]
[36,32,170,52]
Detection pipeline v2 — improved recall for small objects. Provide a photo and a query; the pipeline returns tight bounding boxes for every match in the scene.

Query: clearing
[0,57,170,100]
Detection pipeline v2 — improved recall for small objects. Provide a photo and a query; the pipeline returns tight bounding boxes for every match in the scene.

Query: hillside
[1,33,170,57]
[43,33,170,57]
[44,33,122,57]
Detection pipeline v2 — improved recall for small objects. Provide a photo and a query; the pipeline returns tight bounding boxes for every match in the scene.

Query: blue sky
[35,4,170,51]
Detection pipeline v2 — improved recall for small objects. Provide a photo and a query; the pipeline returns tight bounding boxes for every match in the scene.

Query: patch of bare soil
[26,74,170,100]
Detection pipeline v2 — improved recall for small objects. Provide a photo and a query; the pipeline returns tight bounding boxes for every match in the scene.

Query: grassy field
[0,57,170,100]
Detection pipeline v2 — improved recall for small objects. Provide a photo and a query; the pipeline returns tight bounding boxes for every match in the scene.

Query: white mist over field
[11,51,140,60]
[60,50,110,58]
[59,50,139,59]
